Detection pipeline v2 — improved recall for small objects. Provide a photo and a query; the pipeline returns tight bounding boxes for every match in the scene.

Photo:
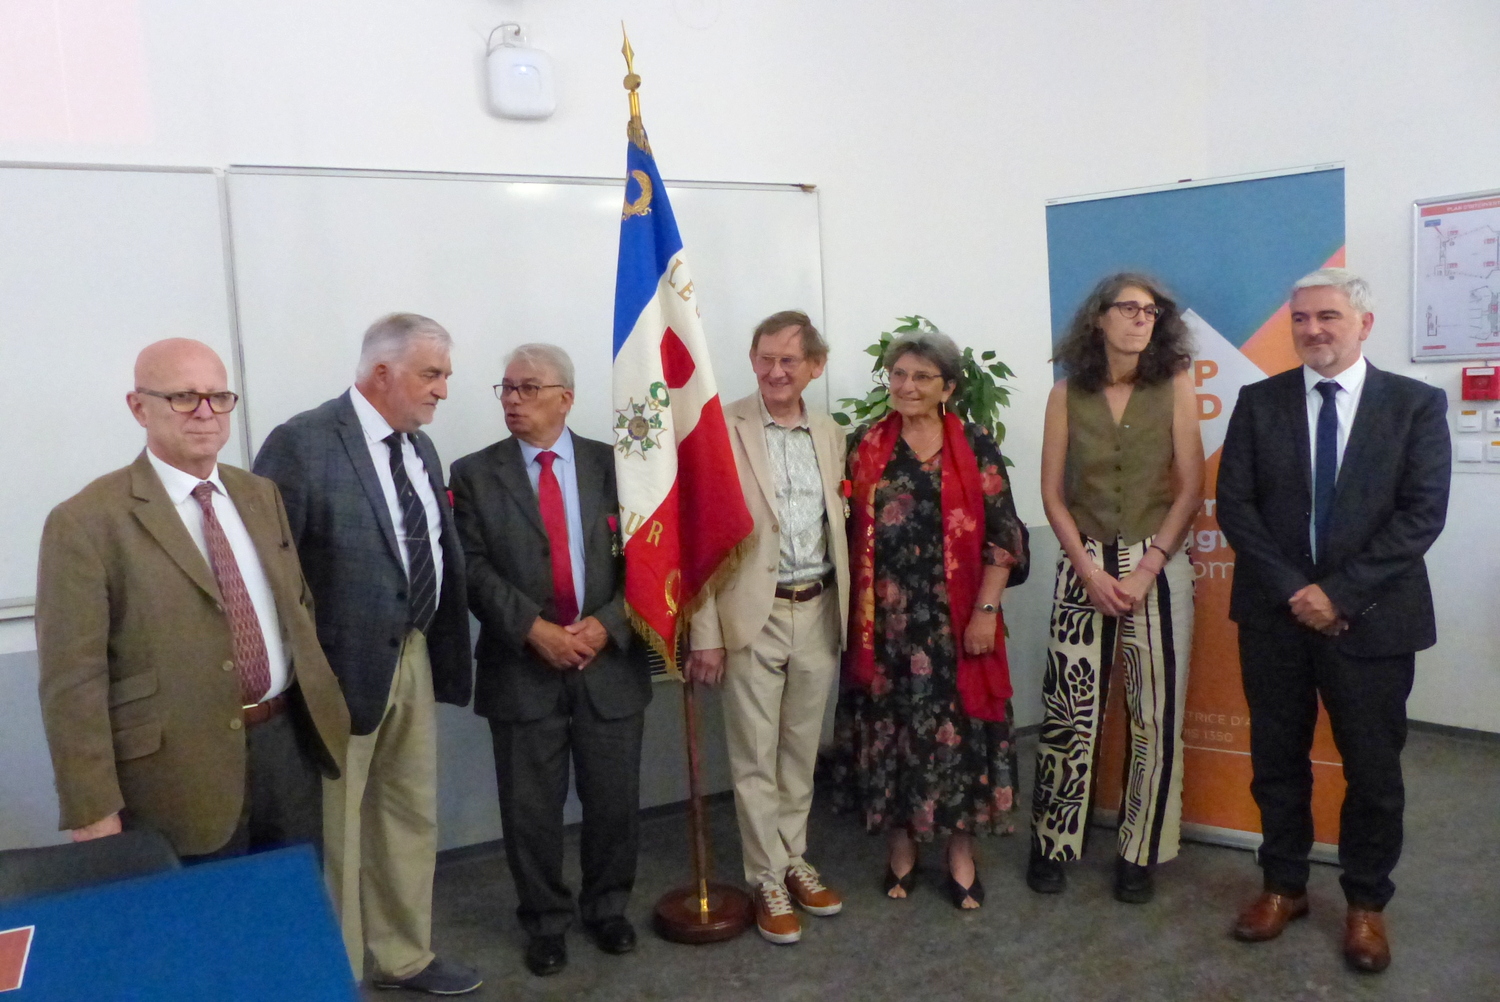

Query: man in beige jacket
[36,339,348,861]
[686,311,850,945]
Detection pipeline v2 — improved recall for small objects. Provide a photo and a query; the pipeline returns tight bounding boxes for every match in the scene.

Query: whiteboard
[225,166,826,470]
[1412,187,1500,361]
[0,164,241,608]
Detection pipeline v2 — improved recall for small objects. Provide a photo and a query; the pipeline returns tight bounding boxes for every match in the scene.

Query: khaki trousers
[722,589,840,887]
[324,629,437,981]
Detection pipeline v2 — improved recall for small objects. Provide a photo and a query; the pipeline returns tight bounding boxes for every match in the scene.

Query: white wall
[0,1,1494,728]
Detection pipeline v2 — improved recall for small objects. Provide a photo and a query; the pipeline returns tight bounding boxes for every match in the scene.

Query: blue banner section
[1046,168,1345,348]
[612,135,684,358]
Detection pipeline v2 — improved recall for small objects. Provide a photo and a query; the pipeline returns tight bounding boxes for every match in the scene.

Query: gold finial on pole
[621,23,650,153]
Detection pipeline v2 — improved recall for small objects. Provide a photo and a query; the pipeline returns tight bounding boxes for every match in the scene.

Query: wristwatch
[975,602,998,614]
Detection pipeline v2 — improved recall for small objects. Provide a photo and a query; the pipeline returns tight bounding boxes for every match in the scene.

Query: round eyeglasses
[1109,301,1163,320]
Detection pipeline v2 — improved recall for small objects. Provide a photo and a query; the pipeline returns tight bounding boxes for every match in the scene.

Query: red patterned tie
[192,482,272,704]
[536,451,578,625]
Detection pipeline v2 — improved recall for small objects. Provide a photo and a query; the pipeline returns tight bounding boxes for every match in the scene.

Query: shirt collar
[519,428,575,467]
[1303,355,1367,397]
[146,447,225,505]
[350,386,398,446]
[758,393,810,430]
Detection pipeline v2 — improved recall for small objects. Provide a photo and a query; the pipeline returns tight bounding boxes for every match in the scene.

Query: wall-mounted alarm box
[1462,365,1499,400]
[487,27,555,121]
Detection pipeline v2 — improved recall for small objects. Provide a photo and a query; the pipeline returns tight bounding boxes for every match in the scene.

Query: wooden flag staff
[616,26,751,944]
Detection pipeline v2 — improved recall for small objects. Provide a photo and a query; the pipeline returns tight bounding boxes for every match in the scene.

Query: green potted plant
[832,315,1016,464]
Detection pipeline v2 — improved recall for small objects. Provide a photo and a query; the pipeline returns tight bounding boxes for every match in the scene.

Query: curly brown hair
[1051,272,1193,393]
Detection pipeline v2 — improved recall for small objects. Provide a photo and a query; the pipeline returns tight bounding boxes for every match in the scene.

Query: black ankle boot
[1026,841,1066,894]
[1113,857,1154,904]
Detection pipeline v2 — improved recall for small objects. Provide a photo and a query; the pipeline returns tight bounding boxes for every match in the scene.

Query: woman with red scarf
[830,329,1029,910]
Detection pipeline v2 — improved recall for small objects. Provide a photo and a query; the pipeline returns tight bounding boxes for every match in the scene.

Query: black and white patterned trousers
[1030,537,1194,865]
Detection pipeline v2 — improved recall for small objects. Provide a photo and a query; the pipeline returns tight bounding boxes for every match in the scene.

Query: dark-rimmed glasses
[494,381,566,401]
[136,389,240,414]
[1110,301,1163,320]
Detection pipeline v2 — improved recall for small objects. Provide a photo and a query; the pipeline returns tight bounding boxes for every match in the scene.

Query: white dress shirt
[1303,355,1367,554]
[146,449,290,702]
[519,429,586,621]
[350,387,445,600]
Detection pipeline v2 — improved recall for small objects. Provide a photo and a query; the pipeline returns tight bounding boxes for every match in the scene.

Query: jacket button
[222,660,234,672]
[389,638,400,648]
[229,718,242,731]
[772,524,780,532]
[397,591,407,601]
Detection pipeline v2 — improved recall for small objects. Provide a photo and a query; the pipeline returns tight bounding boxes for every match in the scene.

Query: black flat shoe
[1026,841,1066,894]
[1114,857,1154,904]
[524,934,567,977]
[585,916,637,955]
[882,864,917,896]
[944,872,985,909]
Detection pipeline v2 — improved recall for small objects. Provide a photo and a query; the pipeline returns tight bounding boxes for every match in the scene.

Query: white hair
[1292,268,1373,315]
[505,343,575,390]
[356,313,453,380]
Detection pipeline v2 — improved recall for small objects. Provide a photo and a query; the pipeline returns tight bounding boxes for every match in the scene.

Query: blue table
[0,845,355,1000]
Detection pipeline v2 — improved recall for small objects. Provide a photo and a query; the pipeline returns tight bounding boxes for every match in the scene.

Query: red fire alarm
[1462,365,1500,400]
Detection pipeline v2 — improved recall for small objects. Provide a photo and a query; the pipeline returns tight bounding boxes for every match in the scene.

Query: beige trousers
[722,589,840,887]
[324,629,437,981]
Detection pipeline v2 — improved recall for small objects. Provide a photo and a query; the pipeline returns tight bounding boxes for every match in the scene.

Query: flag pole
[619,27,750,943]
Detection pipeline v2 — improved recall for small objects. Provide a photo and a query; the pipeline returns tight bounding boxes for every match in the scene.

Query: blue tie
[1313,380,1339,563]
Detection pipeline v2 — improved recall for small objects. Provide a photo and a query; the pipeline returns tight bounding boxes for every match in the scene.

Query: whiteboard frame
[1410,186,1500,363]
[2,161,826,620]
[0,161,239,616]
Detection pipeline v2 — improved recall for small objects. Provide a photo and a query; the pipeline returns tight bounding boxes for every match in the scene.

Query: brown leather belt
[242,693,287,727]
[775,573,835,603]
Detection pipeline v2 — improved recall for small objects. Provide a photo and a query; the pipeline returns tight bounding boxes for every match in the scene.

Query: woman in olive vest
[1027,272,1202,904]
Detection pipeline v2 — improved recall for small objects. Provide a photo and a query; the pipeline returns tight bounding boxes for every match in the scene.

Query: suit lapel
[734,398,778,516]
[334,393,404,568]
[129,453,222,605]
[1335,363,1383,497]
[222,467,294,638]
[571,431,602,542]
[1283,371,1314,506]
[494,437,547,537]
[809,413,843,519]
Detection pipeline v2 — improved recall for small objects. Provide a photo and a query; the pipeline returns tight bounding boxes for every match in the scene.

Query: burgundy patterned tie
[192,482,272,704]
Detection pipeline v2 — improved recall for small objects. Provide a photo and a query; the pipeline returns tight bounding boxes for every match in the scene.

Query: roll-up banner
[1044,166,1346,858]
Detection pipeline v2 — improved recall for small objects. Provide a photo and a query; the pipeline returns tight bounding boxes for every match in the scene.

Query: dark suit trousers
[1239,623,1415,910]
[489,671,645,937]
[180,707,322,863]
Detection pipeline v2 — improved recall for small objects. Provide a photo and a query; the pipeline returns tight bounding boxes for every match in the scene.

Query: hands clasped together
[528,616,611,670]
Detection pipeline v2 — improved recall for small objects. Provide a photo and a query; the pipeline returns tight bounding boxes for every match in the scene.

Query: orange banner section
[1094,449,1346,848]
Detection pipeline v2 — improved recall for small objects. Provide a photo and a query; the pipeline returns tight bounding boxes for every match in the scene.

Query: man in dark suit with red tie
[1217,269,1451,973]
[449,343,651,978]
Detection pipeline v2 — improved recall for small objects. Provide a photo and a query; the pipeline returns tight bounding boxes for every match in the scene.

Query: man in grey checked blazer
[254,314,479,996]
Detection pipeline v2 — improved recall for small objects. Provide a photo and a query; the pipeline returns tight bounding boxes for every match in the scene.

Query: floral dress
[831,421,1030,839]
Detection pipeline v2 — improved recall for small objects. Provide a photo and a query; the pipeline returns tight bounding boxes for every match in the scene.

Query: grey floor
[372,729,1500,1002]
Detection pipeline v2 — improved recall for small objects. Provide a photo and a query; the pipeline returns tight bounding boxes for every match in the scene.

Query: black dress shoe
[1114,857,1155,904]
[1026,842,1066,894]
[524,934,567,977]
[586,915,638,955]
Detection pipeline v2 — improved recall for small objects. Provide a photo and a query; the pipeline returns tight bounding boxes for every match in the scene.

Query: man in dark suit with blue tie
[449,343,651,978]
[254,314,479,996]
[1217,270,1451,973]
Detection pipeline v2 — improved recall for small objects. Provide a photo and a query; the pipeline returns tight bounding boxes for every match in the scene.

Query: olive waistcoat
[1064,379,1174,545]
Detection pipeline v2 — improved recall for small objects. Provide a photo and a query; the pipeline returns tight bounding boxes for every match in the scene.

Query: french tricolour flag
[611,124,752,665]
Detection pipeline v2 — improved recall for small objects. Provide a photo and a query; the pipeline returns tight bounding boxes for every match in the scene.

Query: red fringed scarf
[843,411,1011,721]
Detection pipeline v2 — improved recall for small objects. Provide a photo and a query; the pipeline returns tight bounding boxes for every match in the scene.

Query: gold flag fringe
[627,533,754,680]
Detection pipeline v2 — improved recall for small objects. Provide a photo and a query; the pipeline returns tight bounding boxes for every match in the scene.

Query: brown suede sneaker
[754,879,802,944]
[785,862,844,917]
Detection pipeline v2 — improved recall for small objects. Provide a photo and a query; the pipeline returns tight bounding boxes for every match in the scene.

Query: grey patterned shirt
[759,396,832,587]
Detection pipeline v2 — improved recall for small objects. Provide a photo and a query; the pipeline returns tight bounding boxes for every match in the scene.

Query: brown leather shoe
[784,862,843,916]
[1232,891,1309,941]
[1344,907,1391,973]
[753,880,801,944]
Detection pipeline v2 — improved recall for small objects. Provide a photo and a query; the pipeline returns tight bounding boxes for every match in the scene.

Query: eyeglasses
[887,367,945,387]
[494,381,566,401]
[1110,301,1163,320]
[752,353,809,372]
[136,389,240,414]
